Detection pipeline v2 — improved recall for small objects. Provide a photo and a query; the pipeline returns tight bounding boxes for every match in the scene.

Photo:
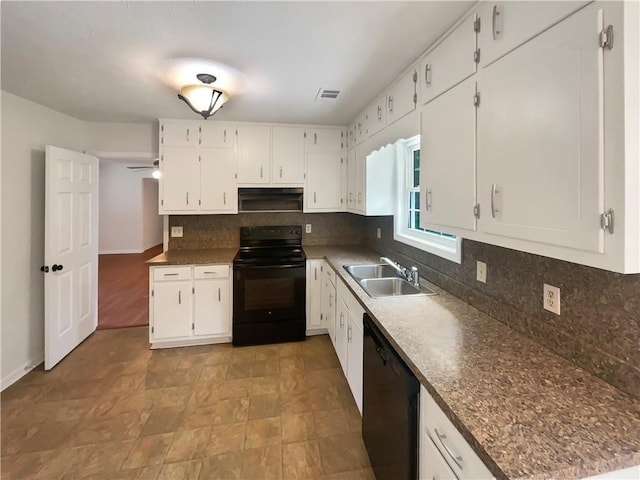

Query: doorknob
[40,265,49,273]
[52,264,64,272]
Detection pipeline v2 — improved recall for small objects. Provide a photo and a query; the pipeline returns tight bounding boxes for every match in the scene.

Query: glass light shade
[178,84,229,119]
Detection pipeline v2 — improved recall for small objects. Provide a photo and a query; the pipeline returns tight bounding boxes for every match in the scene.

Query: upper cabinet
[365,93,387,138]
[161,121,199,147]
[386,66,418,126]
[306,127,344,151]
[478,1,590,67]
[200,123,235,148]
[272,126,305,184]
[420,13,478,105]
[305,152,346,212]
[237,124,272,184]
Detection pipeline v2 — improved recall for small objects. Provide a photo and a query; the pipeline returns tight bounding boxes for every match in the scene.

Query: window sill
[393,229,462,264]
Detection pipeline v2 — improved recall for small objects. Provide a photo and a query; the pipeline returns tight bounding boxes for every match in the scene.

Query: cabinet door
[347,149,357,211]
[306,260,323,331]
[421,14,477,105]
[152,282,192,339]
[272,126,305,184]
[477,4,604,252]
[478,1,589,67]
[347,121,357,150]
[200,123,235,148]
[200,148,237,212]
[421,77,477,232]
[346,309,364,414]
[161,121,199,147]
[321,269,336,347]
[355,113,367,145]
[305,152,344,211]
[160,147,199,212]
[365,94,387,137]
[306,128,344,151]
[237,125,271,184]
[335,295,349,375]
[354,149,366,214]
[193,278,231,336]
[387,67,417,125]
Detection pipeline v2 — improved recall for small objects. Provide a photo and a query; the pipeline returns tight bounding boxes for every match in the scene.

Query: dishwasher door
[362,314,419,480]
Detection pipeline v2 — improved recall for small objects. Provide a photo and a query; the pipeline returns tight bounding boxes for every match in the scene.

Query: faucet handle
[411,266,419,286]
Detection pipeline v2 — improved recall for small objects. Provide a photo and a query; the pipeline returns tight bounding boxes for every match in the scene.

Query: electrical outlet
[171,226,183,238]
[543,284,561,315]
[376,228,381,239]
[305,224,312,234]
[476,261,487,283]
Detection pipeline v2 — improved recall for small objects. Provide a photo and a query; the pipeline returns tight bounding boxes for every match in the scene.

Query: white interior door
[44,146,99,370]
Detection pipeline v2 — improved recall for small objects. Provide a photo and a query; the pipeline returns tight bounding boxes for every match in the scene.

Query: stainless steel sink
[344,264,400,281]
[343,263,437,298]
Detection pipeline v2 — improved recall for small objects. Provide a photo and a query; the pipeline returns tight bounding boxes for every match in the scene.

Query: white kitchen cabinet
[305,152,345,212]
[335,294,349,374]
[420,77,477,232]
[321,263,337,347]
[237,124,271,184]
[420,13,477,105]
[386,65,418,126]
[193,265,231,337]
[348,145,395,217]
[365,93,387,137]
[478,1,589,68]
[200,148,237,213]
[477,3,604,252]
[305,259,324,334]
[306,127,344,152]
[200,122,236,148]
[272,126,305,185]
[347,120,358,150]
[160,120,199,147]
[150,264,232,348]
[159,147,200,212]
[355,113,367,145]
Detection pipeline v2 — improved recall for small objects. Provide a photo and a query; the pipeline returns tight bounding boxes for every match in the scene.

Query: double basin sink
[343,264,437,298]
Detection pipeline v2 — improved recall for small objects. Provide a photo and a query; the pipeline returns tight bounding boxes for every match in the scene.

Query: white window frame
[393,135,462,263]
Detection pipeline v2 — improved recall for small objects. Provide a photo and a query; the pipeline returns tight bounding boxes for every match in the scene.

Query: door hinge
[473,93,481,107]
[473,204,480,218]
[599,25,614,50]
[474,49,481,64]
[600,209,615,234]
[474,17,481,33]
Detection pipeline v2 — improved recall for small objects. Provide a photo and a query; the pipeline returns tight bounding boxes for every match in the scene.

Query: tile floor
[1,327,373,479]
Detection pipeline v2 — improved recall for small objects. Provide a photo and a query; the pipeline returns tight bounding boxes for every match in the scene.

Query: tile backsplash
[364,216,640,399]
[168,213,365,249]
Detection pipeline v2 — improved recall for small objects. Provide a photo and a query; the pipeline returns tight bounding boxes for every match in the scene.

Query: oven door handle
[234,263,305,270]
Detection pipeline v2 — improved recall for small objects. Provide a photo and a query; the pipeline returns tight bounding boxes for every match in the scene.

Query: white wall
[1,91,88,388]
[86,122,158,158]
[142,178,163,250]
[99,164,161,253]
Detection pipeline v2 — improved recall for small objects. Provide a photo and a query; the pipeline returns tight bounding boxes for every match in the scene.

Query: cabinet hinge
[341,142,344,149]
[341,157,344,164]
[304,132,307,138]
[235,173,237,179]
[413,93,417,105]
[474,49,481,64]
[412,70,417,83]
[161,199,164,206]
[161,125,164,132]
[341,198,344,204]
[192,287,195,294]
[473,93,481,107]
[341,131,344,138]
[151,326,154,334]
[599,25,614,50]
[198,155,201,162]
[192,323,195,331]
[198,199,201,206]
[600,209,615,234]
[235,129,238,135]
[151,289,154,297]
[473,204,480,218]
[474,17,481,33]
[320,313,323,320]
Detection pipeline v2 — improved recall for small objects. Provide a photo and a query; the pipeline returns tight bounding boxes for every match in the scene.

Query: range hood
[238,188,303,213]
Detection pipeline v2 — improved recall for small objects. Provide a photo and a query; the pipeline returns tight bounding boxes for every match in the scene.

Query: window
[394,136,461,263]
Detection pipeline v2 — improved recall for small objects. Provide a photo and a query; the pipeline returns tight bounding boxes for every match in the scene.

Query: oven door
[233,263,306,325]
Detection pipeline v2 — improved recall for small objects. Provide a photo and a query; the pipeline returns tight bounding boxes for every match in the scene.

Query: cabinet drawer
[194,265,229,279]
[420,433,459,480]
[422,387,493,479]
[324,263,336,286]
[153,266,192,281]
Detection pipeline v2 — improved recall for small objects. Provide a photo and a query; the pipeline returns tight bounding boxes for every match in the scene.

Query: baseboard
[99,249,144,255]
[1,353,43,391]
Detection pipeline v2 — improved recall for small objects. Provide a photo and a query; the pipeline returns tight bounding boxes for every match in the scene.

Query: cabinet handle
[347,324,352,342]
[218,288,221,302]
[280,166,283,178]
[186,128,190,142]
[260,166,263,178]
[434,428,464,470]
[349,192,353,203]
[425,64,432,86]
[178,290,182,304]
[340,313,344,328]
[203,271,217,274]
[314,133,317,145]
[329,293,333,308]
[223,129,227,143]
[223,192,226,205]
[314,192,317,204]
[358,192,362,205]
[377,105,382,120]
[492,4,502,40]
[186,192,189,205]
[314,268,317,281]
[163,273,179,277]
[491,184,500,218]
[425,188,432,212]
[388,96,393,113]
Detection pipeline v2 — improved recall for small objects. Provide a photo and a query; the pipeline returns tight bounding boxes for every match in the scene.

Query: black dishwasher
[362,314,419,480]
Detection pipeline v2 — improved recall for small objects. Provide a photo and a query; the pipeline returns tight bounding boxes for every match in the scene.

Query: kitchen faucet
[380,257,420,287]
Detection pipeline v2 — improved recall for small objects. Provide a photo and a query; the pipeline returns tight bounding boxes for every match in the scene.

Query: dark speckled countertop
[305,246,640,480]
[146,248,237,265]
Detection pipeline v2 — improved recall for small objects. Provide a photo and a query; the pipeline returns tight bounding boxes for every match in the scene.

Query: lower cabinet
[149,264,232,348]
[305,259,325,334]
[321,262,337,346]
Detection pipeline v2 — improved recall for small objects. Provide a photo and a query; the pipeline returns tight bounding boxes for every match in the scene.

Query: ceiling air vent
[316,88,340,101]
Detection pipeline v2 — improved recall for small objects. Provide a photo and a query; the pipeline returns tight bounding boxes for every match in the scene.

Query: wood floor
[98,245,163,330]
[1,328,372,479]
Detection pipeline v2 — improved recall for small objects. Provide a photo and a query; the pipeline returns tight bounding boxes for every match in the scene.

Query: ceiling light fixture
[178,73,229,119]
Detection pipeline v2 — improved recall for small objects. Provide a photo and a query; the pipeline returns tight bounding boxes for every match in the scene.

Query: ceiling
[1,1,472,126]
